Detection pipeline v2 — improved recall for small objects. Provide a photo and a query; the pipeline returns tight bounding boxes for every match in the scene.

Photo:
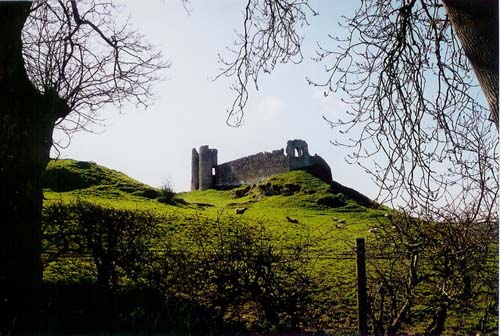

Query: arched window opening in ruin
[212,167,216,176]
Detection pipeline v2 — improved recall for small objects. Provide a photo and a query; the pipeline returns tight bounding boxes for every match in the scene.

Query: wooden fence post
[356,237,368,336]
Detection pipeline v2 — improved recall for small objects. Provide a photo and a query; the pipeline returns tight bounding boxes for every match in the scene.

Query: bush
[42,203,335,333]
[231,185,251,198]
[366,211,498,335]
[42,200,167,288]
[157,179,175,204]
[134,187,159,199]
[317,194,345,207]
[151,215,330,334]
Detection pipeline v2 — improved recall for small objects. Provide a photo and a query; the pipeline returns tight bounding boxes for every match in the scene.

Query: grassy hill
[43,158,386,242]
[42,158,389,331]
[41,159,496,335]
[42,159,389,332]
[44,159,161,199]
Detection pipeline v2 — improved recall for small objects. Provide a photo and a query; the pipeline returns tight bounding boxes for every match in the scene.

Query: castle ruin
[191,139,332,191]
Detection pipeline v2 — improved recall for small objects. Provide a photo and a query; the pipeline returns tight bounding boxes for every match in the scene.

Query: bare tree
[218,1,498,333]
[218,0,498,216]
[22,0,167,138]
[216,0,317,126]
[312,0,498,218]
[442,0,498,126]
[367,210,497,335]
[0,1,165,332]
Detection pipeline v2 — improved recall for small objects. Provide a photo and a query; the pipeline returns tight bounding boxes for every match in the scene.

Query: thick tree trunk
[425,302,449,336]
[442,0,499,129]
[0,2,68,332]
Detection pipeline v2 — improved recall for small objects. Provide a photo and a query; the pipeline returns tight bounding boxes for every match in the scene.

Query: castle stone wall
[291,155,332,184]
[215,150,289,188]
[191,140,333,190]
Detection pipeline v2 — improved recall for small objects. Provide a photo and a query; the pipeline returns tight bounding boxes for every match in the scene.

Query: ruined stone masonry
[191,139,333,191]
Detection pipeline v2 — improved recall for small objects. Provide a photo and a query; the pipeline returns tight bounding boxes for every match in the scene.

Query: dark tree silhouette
[442,0,498,126]
[0,1,165,332]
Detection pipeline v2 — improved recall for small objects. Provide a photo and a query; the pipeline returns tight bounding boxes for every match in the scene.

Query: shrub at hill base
[41,202,334,334]
[43,200,166,288]
[151,215,335,334]
[366,212,498,335]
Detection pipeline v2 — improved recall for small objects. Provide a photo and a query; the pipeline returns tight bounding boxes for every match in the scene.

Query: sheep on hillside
[235,207,248,215]
[335,219,346,229]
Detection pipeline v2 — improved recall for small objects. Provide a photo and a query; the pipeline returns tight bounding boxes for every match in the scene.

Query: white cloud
[254,96,285,121]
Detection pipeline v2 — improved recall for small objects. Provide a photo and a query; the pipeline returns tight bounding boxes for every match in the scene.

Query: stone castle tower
[191,139,332,191]
[191,145,218,191]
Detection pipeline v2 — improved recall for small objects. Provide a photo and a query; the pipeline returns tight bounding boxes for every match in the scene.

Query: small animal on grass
[235,207,248,215]
[286,216,299,224]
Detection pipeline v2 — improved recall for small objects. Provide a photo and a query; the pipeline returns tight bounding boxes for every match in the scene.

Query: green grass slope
[41,159,496,335]
[43,159,386,235]
[181,171,384,234]
[42,159,391,333]
[43,159,388,267]
[44,159,161,203]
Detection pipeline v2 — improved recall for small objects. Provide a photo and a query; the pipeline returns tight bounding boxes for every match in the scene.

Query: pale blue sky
[51,1,379,197]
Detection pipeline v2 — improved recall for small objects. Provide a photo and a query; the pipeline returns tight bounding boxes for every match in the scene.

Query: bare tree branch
[216,0,316,126]
[218,0,498,221]
[313,0,497,219]
[22,0,169,141]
